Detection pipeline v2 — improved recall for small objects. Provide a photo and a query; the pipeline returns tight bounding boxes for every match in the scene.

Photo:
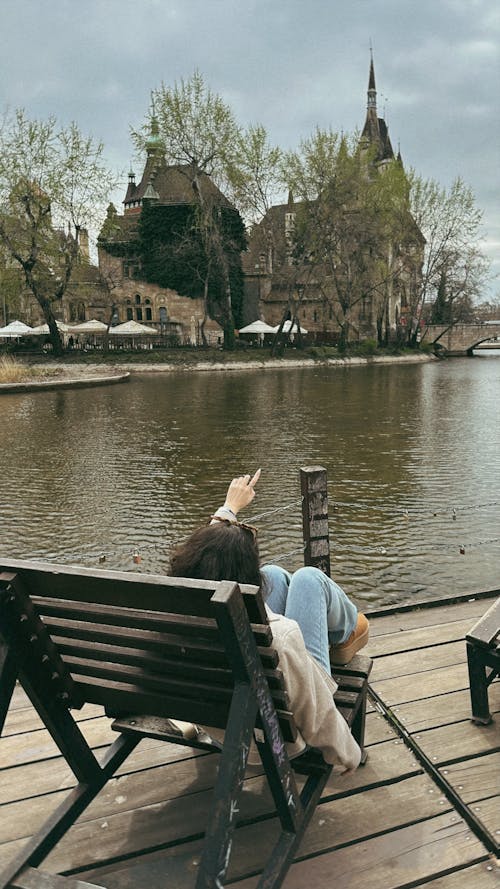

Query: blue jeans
[260,565,358,675]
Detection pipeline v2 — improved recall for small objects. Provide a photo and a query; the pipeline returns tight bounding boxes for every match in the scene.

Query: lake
[2,351,499,608]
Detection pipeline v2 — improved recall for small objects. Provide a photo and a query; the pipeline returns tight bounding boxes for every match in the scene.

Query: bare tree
[0,110,118,355]
[408,174,489,342]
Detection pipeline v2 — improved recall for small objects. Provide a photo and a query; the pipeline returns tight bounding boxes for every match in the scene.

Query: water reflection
[2,357,499,607]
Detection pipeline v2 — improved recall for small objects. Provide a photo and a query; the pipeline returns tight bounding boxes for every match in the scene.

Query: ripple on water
[2,359,500,606]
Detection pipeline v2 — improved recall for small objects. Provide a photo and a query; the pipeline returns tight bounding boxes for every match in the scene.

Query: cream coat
[265,606,362,770]
[203,605,361,771]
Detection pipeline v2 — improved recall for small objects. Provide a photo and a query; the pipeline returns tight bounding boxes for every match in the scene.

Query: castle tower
[361,53,394,164]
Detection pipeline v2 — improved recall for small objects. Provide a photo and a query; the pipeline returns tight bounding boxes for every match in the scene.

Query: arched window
[145,307,152,321]
[159,307,168,325]
[126,308,133,321]
[135,294,141,305]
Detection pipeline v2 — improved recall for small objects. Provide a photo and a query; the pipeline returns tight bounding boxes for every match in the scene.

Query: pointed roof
[361,54,394,163]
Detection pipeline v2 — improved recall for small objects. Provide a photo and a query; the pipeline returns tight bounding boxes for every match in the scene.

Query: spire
[367,46,377,111]
[146,93,163,157]
[124,165,136,203]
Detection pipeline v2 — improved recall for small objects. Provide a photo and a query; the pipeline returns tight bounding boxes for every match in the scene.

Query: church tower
[360,53,395,165]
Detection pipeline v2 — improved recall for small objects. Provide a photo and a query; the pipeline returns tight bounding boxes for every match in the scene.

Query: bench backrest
[0,559,297,742]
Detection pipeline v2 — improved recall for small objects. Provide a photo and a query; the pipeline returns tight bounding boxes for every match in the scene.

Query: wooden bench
[466,596,500,724]
[0,558,372,889]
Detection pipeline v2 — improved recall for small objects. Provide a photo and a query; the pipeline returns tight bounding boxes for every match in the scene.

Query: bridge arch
[422,323,500,355]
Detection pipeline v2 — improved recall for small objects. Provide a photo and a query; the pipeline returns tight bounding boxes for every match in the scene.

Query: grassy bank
[14,343,431,369]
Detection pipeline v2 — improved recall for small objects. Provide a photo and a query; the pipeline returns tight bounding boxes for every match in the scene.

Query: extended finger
[249,468,261,488]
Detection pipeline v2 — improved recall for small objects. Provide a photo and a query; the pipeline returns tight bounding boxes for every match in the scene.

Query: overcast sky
[2,0,499,298]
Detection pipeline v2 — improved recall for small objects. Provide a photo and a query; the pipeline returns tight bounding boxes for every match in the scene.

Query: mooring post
[300,466,331,577]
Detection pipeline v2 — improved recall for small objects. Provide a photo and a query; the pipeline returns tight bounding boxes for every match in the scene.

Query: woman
[170,471,369,771]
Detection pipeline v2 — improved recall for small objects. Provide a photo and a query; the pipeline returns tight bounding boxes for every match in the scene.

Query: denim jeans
[260,565,358,675]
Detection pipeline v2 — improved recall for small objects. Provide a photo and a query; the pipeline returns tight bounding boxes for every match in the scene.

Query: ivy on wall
[138,203,246,326]
[99,202,246,327]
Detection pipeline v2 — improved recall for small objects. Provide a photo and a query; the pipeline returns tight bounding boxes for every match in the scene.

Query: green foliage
[355,338,378,356]
[137,202,246,327]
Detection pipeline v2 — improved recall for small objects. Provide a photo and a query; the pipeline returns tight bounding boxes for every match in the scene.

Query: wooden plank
[464,795,500,847]
[11,867,105,889]
[0,753,224,845]
[363,712,397,745]
[90,806,488,889]
[370,641,464,681]
[231,812,488,889]
[415,719,500,765]
[21,772,435,881]
[413,861,500,888]
[441,752,500,803]
[0,736,421,876]
[0,716,116,769]
[367,616,477,657]
[391,685,500,733]
[0,737,207,806]
[368,597,491,636]
[370,662,470,705]
[2,704,105,738]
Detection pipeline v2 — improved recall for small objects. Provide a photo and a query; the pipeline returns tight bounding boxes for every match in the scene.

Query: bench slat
[74,674,298,742]
[54,636,287,690]
[42,616,279,669]
[0,559,267,623]
[33,596,273,645]
[64,655,291,711]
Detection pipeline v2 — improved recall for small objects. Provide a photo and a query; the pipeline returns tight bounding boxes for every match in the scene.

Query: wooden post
[300,466,331,577]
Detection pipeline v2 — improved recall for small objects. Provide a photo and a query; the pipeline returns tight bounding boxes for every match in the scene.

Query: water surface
[2,353,499,607]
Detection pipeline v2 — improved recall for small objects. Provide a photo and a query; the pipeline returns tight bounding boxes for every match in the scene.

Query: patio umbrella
[109,320,158,335]
[68,319,109,333]
[238,320,276,334]
[272,320,308,334]
[0,320,35,337]
[31,321,71,334]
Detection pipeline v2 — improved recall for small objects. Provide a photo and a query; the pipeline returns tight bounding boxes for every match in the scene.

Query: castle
[9,58,423,347]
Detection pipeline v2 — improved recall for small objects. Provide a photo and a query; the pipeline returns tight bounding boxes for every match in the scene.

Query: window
[126,308,133,321]
[159,307,168,325]
[136,308,143,321]
[313,310,318,323]
[145,307,152,321]
[145,298,151,305]
[135,294,141,305]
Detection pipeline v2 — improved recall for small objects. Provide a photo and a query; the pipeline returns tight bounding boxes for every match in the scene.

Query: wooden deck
[1,593,499,888]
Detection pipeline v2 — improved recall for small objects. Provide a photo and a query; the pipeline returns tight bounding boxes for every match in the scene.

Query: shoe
[330,613,369,665]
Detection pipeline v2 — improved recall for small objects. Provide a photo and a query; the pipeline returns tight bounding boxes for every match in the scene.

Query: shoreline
[0,352,435,391]
[0,371,130,394]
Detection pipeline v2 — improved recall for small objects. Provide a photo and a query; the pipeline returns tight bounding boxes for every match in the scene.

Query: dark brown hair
[169,522,262,588]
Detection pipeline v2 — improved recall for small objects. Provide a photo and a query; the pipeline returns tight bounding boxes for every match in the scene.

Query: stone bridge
[421,322,500,355]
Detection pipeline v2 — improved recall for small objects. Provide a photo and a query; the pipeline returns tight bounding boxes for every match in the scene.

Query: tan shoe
[330,613,369,665]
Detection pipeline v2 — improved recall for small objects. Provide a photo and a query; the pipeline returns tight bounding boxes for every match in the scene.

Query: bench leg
[350,681,369,760]
[0,639,17,735]
[467,642,492,724]
[256,766,331,889]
